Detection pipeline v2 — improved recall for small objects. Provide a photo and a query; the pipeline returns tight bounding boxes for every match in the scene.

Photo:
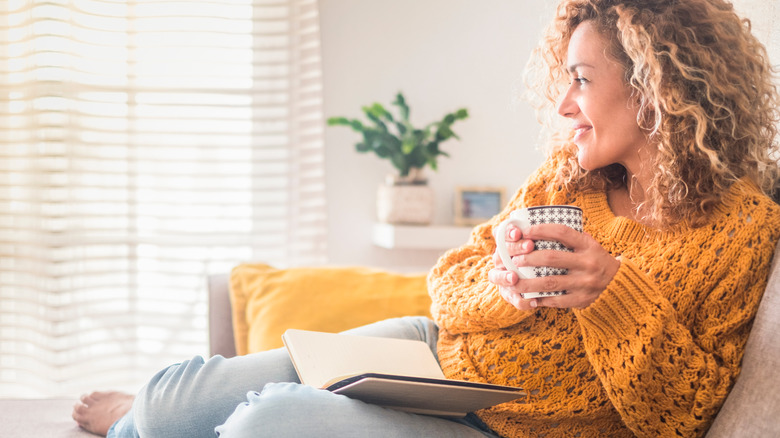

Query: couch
[209,244,780,438]
[6,241,780,437]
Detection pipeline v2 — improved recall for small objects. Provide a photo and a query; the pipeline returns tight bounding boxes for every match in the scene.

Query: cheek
[593,103,643,150]
[614,110,641,137]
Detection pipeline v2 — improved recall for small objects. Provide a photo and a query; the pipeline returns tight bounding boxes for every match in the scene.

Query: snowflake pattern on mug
[526,206,583,296]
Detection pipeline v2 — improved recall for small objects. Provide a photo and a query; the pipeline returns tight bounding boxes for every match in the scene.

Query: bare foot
[72,391,135,436]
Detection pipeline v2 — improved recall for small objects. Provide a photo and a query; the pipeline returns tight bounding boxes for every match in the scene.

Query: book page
[282,329,446,389]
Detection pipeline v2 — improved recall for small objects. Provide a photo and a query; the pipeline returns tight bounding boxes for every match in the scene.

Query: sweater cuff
[574,257,663,342]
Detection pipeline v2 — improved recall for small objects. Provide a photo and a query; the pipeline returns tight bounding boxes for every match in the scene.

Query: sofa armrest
[705,239,780,437]
[208,273,236,358]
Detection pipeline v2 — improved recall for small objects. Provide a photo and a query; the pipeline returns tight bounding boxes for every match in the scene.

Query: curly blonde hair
[527,0,780,227]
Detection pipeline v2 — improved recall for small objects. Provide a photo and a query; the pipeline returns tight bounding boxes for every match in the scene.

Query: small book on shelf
[282,329,525,418]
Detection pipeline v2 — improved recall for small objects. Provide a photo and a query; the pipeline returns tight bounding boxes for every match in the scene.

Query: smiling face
[557,21,648,175]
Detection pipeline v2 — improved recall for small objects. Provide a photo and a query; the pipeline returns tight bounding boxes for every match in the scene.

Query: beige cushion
[705,240,780,437]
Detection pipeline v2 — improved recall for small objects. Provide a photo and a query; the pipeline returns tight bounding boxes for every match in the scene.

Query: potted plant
[327,92,469,224]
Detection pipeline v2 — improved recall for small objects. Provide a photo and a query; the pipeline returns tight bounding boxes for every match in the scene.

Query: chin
[576,149,596,171]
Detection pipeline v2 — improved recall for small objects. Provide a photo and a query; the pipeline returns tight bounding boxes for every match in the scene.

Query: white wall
[320,0,556,272]
[319,0,780,273]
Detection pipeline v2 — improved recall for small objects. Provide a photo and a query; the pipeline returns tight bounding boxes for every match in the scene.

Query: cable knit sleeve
[428,158,568,334]
[574,209,780,437]
[427,220,532,334]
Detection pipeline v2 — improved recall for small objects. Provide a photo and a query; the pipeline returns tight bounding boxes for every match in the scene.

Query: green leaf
[393,92,410,121]
[349,120,364,131]
[407,146,427,169]
[375,145,391,157]
[454,108,469,119]
[370,135,387,151]
[330,94,467,175]
[383,134,402,153]
[390,154,409,176]
[362,106,386,130]
[327,116,350,126]
[437,125,454,140]
[362,129,381,148]
[369,103,394,123]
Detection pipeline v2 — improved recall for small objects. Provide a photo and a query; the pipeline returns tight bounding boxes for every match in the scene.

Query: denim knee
[133,356,217,438]
[215,382,374,437]
[215,382,489,438]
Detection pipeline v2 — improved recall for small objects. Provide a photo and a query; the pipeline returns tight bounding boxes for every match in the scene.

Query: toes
[80,390,112,405]
[86,390,108,401]
[72,402,88,424]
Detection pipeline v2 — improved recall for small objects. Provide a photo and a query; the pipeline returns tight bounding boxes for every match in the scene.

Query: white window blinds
[0,0,326,397]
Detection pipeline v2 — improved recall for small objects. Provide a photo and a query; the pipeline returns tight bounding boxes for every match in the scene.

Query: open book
[282,329,525,418]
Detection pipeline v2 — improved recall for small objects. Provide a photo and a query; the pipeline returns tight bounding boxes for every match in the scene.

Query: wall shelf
[372,223,473,250]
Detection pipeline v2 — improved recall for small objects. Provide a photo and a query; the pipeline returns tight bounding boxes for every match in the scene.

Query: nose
[557,86,578,118]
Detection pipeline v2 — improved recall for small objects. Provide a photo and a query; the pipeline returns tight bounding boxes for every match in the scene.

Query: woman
[74,0,780,437]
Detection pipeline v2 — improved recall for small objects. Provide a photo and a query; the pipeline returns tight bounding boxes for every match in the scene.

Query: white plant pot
[376,182,434,225]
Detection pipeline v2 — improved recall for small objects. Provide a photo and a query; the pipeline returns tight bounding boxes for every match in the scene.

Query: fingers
[509,249,577,272]
[492,223,619,310]
[490,268,533,310]
[498,285,538,311]
[492,243,532,269]
[493,223,521,241]
[493,224,534,250]
[492,223,534,269]
[523,223,584,250]
[509,226,620,309]
[490,268,548,311]
[488,268,516,287]
[507,253,602,297]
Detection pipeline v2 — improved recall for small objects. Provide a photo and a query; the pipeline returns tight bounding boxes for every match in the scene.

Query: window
[0,0,325,397]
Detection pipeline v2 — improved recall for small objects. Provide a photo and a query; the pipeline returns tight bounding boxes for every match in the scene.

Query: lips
[572,124,592,142]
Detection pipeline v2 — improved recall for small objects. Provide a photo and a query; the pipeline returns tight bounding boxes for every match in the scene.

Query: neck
[611,139,659,225]
[608,167,653,225]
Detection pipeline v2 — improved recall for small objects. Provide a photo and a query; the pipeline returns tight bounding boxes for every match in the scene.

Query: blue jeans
[108,316,501,438]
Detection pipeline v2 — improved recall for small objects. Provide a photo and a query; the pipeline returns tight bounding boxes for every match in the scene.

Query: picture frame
[454,186,506,226]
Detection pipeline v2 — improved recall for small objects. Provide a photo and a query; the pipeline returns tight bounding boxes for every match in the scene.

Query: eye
[570,76,588,85]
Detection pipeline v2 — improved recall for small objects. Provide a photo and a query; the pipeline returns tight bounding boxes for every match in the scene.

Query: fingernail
[506,272,513,283]
[529,299,538,308]
[509,229,518,240]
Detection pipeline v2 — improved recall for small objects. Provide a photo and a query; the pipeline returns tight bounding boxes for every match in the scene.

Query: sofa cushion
[229,264,431,354]
[704,240,780,437]
[0,398,93,437]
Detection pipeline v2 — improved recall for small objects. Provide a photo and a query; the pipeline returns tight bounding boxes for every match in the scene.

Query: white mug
[494,205,583,299]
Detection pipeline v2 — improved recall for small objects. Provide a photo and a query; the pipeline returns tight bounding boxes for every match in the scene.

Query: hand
[489,223,537,310]
[489,223,621,310]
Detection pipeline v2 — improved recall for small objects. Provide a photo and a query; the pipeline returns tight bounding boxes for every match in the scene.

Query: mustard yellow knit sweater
[429,159,780,438]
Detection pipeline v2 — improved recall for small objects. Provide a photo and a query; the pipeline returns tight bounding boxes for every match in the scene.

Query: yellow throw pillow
[229,264,431,355]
